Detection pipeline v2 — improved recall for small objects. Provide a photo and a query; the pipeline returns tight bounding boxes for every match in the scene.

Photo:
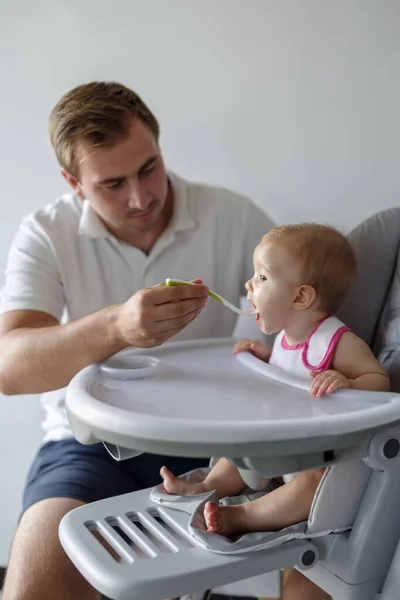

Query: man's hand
[115,282,209,348]
[310,370,350,397]
[232,339,271,363]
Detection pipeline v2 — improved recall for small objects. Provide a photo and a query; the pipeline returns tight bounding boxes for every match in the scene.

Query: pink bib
[269,316,349,379]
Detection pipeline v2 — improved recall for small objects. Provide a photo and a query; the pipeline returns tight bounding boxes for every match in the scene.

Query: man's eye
[140,163,157,178]
[258,274,267,282]
[105,180,124,189]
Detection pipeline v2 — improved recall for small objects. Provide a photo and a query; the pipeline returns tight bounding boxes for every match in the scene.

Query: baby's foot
[160,466,207,496]
[204,501,244,537]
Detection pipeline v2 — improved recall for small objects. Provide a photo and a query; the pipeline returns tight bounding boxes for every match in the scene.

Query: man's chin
[125,222,158,234]
[125,212,160,231]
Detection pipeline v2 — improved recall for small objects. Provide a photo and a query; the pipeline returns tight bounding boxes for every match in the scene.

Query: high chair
[59,207,400,600]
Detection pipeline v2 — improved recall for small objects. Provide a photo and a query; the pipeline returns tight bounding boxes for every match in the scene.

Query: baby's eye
[258,274,267,282]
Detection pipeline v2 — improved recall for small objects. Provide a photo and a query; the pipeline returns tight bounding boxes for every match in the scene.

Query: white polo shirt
[0,173,273,442]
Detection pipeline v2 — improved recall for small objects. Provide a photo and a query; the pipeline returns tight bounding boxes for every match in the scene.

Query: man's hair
[49,81,160,178]
[262,223,357,314]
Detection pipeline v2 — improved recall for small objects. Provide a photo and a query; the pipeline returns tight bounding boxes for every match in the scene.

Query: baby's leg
[160,457,246,498]
[205,467,325,536]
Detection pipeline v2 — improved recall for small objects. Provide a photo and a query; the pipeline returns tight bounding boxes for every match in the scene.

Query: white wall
[0,0,399,565]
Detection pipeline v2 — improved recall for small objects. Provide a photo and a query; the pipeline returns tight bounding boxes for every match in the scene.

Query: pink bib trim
[281,318,327,351]
[281,319,350,372]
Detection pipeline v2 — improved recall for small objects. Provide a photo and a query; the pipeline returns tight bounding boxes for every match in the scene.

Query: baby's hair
[262,223,356,314]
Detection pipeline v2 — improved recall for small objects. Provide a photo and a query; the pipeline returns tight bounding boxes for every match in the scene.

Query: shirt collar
[78,172,196,240]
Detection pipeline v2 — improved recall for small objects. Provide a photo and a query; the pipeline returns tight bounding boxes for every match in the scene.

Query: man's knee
[3,497,100,600]
[282,568,331,600]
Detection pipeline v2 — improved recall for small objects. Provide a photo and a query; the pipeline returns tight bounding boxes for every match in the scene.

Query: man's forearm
[0,305,126,395]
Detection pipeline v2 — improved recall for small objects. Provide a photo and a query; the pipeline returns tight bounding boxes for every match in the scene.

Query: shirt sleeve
[0,215,65,320]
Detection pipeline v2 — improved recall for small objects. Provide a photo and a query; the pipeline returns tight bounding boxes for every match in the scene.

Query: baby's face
[246,241,301,334]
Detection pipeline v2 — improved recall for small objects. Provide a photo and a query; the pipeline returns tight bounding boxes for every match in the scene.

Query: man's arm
[0,283,209,395]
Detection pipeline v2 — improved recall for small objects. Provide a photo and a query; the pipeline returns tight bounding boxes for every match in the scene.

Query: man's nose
[127,180,150,211]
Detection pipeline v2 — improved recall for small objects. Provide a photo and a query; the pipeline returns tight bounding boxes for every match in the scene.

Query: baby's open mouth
[248,299,260,322]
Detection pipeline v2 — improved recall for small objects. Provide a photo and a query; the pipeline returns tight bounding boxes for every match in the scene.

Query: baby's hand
[232,339,271,363]
[310,370,350,397]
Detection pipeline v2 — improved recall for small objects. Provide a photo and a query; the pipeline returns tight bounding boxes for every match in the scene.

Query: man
[0,81,328,600]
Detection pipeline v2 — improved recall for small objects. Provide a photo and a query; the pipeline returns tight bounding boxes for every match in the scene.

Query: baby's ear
[292,284,316,311]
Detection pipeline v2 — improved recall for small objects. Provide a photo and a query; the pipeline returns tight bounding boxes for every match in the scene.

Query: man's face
[65,117,169,237]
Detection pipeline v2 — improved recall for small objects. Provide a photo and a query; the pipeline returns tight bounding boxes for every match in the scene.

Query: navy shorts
[22,438,209,515]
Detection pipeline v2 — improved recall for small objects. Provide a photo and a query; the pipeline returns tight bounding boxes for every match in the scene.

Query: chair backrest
[337,207,400,390]
[309,207,400,534]
[337,207,400,347]
[293,208,400,600]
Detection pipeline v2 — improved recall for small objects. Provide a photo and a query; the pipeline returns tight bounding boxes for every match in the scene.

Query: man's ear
[292,284,316,311]
[61,169,85,199]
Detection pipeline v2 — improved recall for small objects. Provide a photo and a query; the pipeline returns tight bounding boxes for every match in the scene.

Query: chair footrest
[59,488,318,600]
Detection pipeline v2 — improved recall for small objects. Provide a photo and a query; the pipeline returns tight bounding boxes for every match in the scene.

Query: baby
[160,224,390,537]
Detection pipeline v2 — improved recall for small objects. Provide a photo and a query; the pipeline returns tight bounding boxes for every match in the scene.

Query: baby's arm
[232,339,271,362]
[311,332,390,397]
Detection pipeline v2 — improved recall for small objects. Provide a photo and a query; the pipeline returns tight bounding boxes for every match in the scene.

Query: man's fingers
[153,282,209,305]
[154,296,208,323]
[156,305,205,334]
